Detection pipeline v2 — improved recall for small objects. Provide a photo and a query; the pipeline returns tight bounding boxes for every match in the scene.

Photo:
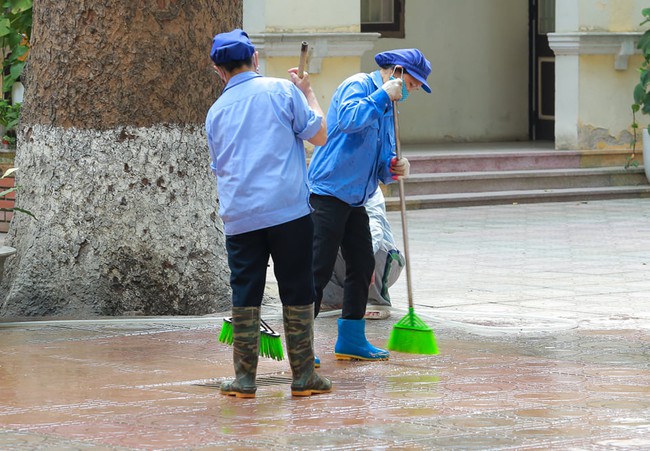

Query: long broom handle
[392,100,415,310]
[298,41,309,78]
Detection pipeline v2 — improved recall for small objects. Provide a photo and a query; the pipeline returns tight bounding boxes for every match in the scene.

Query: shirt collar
[370,70,395,114]
[224,71,261,92]
[370,70,384,90]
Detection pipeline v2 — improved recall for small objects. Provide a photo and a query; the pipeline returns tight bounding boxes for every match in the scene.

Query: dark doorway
[529,0,555,141]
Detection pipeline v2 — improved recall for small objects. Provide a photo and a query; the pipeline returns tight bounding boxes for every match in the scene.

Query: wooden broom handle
[393,101,414,309]
[298,41,309,78]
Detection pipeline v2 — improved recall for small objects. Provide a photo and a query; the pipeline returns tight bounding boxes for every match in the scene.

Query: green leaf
[0,18,11,37]
[642,8,650,25]
[1,167,18,178]
[0,187,17,198]
[9,0,33,14]
[641,70,650,87]
[9,61,24,79]
[637,33,650,52]
[12,207,36,219]
[632,103,641,113]
[642,101,650,115]
[633,83,646,105]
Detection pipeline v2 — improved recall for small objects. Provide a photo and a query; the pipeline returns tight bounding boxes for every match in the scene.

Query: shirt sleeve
[289,84,323,141]
[336,79,391,134]
[378,153,396,185]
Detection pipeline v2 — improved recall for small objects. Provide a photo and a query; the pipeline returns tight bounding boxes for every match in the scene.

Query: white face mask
[390,67,409,102]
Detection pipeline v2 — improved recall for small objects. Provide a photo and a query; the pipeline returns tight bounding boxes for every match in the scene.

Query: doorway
[529,0,555,141]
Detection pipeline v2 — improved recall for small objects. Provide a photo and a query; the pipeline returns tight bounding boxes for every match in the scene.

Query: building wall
[361,0,529,144]
[554,0,647,150]
[243,0,369,116]
[265,56,362,112]
[245,0,359,33]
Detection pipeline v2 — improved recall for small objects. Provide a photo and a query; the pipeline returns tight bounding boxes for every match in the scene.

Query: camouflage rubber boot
[283,304,332,397]
[221,306,260,398]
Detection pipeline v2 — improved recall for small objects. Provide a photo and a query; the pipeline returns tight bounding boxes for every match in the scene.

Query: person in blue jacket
[309,48,431,362]
[206,29,330,398]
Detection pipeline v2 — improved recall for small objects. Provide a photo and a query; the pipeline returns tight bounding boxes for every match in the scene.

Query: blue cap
[375,49,432,93]
[210,29,255,65]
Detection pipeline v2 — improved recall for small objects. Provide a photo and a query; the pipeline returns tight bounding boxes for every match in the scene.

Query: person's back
[206,74,314,235]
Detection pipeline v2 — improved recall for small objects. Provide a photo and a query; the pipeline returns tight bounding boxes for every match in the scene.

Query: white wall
[244,0,359,33]
[554,0,647,149]
[361,0,529,144]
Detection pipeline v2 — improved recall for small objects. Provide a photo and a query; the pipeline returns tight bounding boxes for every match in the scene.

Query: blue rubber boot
[334,318,389,361]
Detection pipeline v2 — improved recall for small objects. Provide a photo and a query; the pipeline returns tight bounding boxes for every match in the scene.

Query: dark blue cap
[210,29,255,65]
[375,49,432,93]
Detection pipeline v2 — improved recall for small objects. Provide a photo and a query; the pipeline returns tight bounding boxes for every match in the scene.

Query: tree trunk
[1,0,241,316]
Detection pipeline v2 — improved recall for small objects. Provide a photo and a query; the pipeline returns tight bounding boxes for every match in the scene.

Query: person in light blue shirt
[205,29,330,398]
[309,49,431,362]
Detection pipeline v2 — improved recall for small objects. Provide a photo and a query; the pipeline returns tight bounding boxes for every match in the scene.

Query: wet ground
[1,317,649,450]
[1,199,650,449]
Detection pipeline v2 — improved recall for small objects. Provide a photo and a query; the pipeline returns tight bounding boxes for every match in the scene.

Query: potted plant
[631,8,650,181]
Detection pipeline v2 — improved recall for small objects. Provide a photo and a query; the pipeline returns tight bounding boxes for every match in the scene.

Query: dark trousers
[226,214,314,307]
[310,194,374,320]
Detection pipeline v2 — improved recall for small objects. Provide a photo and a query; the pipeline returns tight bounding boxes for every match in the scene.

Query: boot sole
[291,388,332,397]
[335,353,389,361]
[221,391,256,398]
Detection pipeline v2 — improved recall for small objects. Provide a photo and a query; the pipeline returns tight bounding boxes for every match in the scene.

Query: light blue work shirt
[308,70,396,207]
[205,71,322,236]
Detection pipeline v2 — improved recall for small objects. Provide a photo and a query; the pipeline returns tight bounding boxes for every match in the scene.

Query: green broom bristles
[218,318,234,345]
[218,317,285,361]
[386,308,439,355]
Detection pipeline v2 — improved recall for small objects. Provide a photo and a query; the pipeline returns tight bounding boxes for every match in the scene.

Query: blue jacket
[206,72,322,235]
[308,70,396,207]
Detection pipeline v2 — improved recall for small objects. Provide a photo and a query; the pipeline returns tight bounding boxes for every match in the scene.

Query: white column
[553,0,580,149]
[554,53,580,149]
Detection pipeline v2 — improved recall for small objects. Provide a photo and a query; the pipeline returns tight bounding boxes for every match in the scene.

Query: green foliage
[0,0,32,94]
[0,98,19,128]
[0,0,31,148]
[0,98,20,145]
[629,8,650,169]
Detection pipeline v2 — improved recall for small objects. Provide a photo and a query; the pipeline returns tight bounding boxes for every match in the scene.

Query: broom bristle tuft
[218,317,284,361]
[260,332,285,361]
[387,309,439,355]
[218,318,234,345]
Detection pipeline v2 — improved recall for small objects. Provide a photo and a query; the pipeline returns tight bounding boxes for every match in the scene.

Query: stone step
[384,166,648,197]
[406,148,639,173]
[385,185,650,211]
[384,146,649,210]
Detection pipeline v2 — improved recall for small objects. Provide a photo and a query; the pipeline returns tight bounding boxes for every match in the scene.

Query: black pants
[310,194,374,320]
[226,214,314,307]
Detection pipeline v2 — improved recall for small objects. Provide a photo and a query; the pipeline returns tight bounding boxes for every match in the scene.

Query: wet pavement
[1,198,650,450]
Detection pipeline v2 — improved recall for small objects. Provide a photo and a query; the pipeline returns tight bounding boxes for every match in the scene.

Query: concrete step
[385,147,649,210]
[406,148,639,173]
[384,167,648,197]
[385,185,650,211]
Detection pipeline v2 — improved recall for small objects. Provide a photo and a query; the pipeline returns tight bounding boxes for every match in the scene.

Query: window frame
[360,0,405,39]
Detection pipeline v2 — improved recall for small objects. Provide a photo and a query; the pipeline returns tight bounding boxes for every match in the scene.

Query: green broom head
[259,319,284,361]
[218,317,234,345]
[218,317,285,361]
[386,308,439,355]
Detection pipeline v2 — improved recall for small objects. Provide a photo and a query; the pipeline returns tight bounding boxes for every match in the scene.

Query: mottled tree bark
[1,0,241,316]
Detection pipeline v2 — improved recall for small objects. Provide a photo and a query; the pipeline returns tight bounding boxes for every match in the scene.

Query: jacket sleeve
[377,153,396,185]
[336,79,391,134]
